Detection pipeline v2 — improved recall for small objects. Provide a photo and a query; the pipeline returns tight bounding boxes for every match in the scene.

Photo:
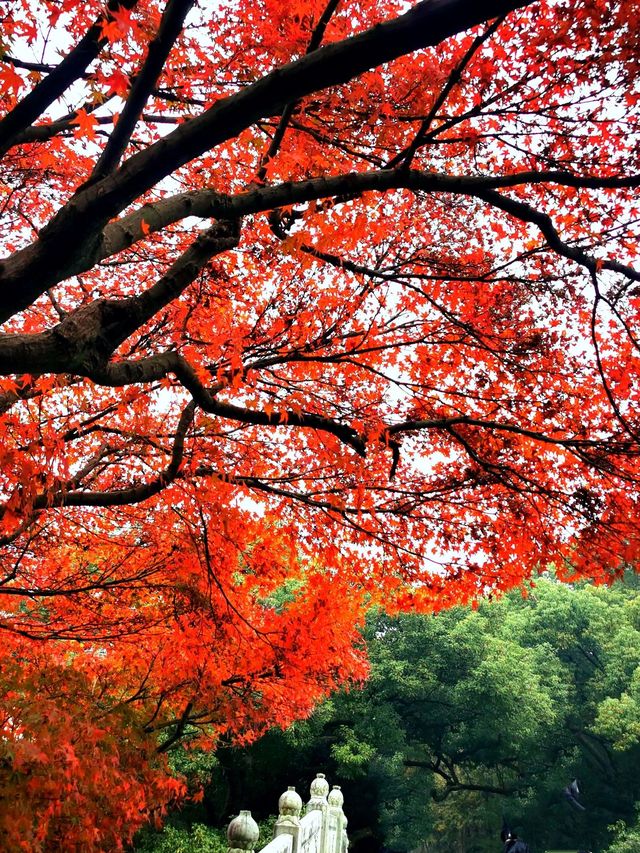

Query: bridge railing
[227,774,348,853]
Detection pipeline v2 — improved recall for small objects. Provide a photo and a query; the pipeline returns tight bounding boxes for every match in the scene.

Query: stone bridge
[227,774,348,853]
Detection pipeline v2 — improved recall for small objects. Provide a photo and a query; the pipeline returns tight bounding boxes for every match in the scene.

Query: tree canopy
[1,0,640,847]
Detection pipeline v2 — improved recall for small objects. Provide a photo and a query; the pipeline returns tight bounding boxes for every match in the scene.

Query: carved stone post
[341,812,348,853]
[228,810,260,853]
[274,786,303,853]
[306,772,330,814]
[306,773,330,853]
[328,786,348,853]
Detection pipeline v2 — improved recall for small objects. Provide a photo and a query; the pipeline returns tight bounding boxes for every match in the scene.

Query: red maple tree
[1,0,639,847]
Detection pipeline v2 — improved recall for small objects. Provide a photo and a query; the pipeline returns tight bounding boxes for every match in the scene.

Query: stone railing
[227,774,348,853]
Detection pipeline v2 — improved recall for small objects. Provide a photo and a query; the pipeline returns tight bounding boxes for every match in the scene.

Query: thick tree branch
[0,166,634,381]
[0,0,536,322]
[23,401,196,510]
[70,167,640,283]
[0,218,239,374]
[91,354,367,457]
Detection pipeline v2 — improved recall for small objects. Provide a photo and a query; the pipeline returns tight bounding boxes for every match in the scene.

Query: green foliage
[602,808,640,853]
[594,668,640,751]
[135,808,276,853]
[135,578,640,853]
[134,823,227,853]
[168,747,219,786]
[331,732,377,772]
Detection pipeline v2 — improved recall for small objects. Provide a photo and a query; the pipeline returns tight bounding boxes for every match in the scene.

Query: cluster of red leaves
[0,494,368,849]
[0,645,181,851]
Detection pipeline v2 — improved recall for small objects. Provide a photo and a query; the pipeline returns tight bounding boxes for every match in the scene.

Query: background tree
[184,579,640,853]
[1,0,640,846]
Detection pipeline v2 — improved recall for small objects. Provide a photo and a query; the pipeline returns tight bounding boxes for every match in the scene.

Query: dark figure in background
[500,820,531,853]
[500,818,514,844]
[562,778,586,812]
[500,819,510,843]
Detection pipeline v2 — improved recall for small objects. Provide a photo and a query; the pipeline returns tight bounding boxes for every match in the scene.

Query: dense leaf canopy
[0,0,639,847]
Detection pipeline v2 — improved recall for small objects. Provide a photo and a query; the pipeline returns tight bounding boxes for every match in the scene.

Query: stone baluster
[329,786,348,853]
[306,772,330,814]
[306,772,330,853]
[228,810,260,853]
[341,812,348,853]
[327,786,347,853]
[274,786,303,853]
